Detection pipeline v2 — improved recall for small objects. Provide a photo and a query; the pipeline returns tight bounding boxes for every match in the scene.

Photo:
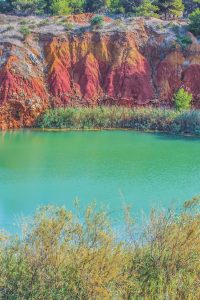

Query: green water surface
[0,130,200,231]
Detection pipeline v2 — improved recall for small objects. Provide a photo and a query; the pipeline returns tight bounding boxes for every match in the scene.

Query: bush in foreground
[0,197,200,299]
[36,106,200,135]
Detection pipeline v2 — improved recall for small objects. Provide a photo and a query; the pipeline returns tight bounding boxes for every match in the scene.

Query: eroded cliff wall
[0,14,199,129]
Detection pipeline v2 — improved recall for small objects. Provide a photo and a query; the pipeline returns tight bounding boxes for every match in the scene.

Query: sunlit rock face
[0,14,199,129]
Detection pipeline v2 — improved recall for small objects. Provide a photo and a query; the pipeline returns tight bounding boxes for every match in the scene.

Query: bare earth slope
[0,13,199,129]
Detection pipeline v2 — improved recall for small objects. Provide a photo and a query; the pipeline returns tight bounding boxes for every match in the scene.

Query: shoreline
[2,126,200,138]
[2,107,200,138]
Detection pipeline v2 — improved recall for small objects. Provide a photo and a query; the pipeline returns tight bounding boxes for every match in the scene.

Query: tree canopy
[1,0,198,18]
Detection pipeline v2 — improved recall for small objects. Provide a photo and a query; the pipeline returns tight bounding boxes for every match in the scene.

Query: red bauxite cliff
[0,14,199,129]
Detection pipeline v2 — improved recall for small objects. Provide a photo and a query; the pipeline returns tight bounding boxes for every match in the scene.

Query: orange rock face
[0,16,200,129]
[45,32,153,107]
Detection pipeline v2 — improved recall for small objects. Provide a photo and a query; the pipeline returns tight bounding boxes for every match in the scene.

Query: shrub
[6,25,14,31]
[36,106,200,136]
[0,198,200,299]
[90,15,104,27]
[19,19,28,25]
[173,88,192,111]
[189,8,200,36]
[38,19,50,26]
[13,0,45,15]
[50,0,72,15]
[109,0,125,13]
[136,0,159,17]
[36,107,179,132]
[19,25,31,39]
[64,22,74,31]
[176,34,192,50]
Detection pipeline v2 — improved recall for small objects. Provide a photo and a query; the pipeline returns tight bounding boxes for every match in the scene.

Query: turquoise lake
[0,130,200,231]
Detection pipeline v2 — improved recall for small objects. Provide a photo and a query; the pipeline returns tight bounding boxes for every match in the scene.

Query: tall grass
[36,107,200,135]
[0,197,200,299]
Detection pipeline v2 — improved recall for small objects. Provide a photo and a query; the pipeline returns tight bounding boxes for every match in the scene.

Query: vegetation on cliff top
[0,197,200,299]
[0,0,199,19]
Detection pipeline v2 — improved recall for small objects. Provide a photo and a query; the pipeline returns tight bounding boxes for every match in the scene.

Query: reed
[36,107,200,135]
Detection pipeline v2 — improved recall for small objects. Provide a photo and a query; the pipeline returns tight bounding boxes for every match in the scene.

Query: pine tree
[136,0,159,16]
[109,0,125,13]
[169,0,184,16]
[157,0,184,19]
[189,8,200,36]
[85,0,107,12]
[50,0,72,15]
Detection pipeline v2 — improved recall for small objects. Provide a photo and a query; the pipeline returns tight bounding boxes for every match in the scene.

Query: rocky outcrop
[0,14,200,129]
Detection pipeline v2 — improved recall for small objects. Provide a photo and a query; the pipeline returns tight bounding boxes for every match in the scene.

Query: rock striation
[0,14,199,129]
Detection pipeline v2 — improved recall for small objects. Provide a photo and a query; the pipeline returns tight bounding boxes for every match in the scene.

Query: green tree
[69,0,85,13]
[169,0,184,16]
[12,0,46,14]
[50,0,72,15]
[174,88,192,110]
[121,0,141,12]
[85,0,108,12]
[109,0,125,13]
[157,0,184,19]
[136,0,159,16]
[189,8,200,36]
[183,0,200,16]
[0,0,13,13]
[90,15,104,26]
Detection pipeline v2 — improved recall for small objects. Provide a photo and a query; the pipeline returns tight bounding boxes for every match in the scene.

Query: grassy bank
[36,107,200,135]
[0,197,200,299]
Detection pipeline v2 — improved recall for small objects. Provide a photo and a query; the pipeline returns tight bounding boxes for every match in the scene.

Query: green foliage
[174,88,192,110]
[12,0,46,14]
[121,0,138,13]
[169,0,184,16]
[19,18,28,25]
[0,0,195,18]
[69,0,84,13]
[50,0,72,15]
[189,8,200,36]
[90,15,104,27]
[176,34,192,50]
[38,18,50,26]
[85,0,107,12]
[109,0,125,13]
[157,0,184,19]
[0,198,200,299]
[19,25,31,38]
[6,25,14,30]
[36,107,172,131]
[36,106,200,135]
[64,22,74,30]
[136,0,159,17]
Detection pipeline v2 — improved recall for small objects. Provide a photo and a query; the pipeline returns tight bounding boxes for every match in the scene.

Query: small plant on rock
[176,34,192,50]
[90,15,104,28]
[64,22,74,31]
[19,19,28,25]
[38,19,50,27]
[6,25,14,31]
[20,26,31,39]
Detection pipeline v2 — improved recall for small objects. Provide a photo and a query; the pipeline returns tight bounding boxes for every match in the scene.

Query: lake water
[0,130,200,232]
